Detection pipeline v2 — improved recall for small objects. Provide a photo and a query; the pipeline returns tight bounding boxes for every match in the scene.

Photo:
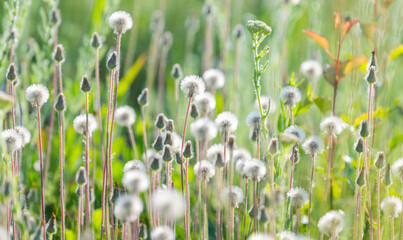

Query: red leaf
[342,20,360,38]
[334,12,342,29]
[303,30,335,59]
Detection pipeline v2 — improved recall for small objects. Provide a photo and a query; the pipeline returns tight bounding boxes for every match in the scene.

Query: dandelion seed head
[233,148,252,162]
[194,92,216,114]
[279,86,301,108]
[73,114,98,136]
[246,111,262,130]
[300,60,322,82]
[287,187,308,208]
[207,144,229,167]
[151,226,174,240]
[109,11,133,34]
[255,96,276,114]
[122,170,149,194]
[215,111,238,134]
[190,118,217,142]
[392,158,403,181]
[151,189,184,221]
[221,185,244,208]
[302,136,324,156]
[25,84,49,107]
[1,129,22,152]
[284,125,306,143]
[317,210,345,237]
[202,68,225,90]
[194,160,215,181]
[116,105,136,127]
[236,158,250,178]
[247,233,274,240]
[180,75,205,98]
[245,158,266,182]
[114,194,143,222]
[320,116,348,137]
[15,126,31,147]
[381,196,402,218]
[123,160,146,173]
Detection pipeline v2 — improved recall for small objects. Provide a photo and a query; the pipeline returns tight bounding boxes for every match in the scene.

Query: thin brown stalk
[85,93,91,235]
[242,179,248,240]
[307,154,315,236]
[295,208,300,234]
[58,110,65,240]
[289,146,296,190]
[377,169,381,240]
[36,106,46,240]
[253,180,257,233]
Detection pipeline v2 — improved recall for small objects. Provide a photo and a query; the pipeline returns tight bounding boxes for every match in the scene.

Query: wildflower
[91,32,102,48]
[155,113,166,129]
[287,187,309,209]
[194,92,216,115]
[73,114,98,136]
[109,11,133,34]
[247,233,274,240]
[381,196,402,218]
[53,44,65,63]
[151,189,185,221]
[247,20,272,35]
[202,68,225,90]
[25,84,50,107]
[317,210,345,237]
[284,125,306,143]
[80,75,91,93]
[1,129,22,152]
[114,194,143,222]
[246,111,262,131]
[221,186,244,208]
[255,96,276,114]
[245,158,266,182]
[123,160,146,173]
[320,116,348,137]
[151,226,175,240]
[122,170,149,194]
[180,75,205,98]
[115,105,136,127]
[75,167,87,186]
[137,88,149,106]
[302,136,324,156]
[55,93,66,112]
[190,118,217,142]
[279,86,301,108]
[194,160,215,181]
[171,63,183,79]
[374,152,385,169]
[300,60,322,82]
[6,63,17,81]
[107,51,118,70]
[15,126,31,147]
[207,144,229,167]
[215,111,238,134]
[391,158,403,181]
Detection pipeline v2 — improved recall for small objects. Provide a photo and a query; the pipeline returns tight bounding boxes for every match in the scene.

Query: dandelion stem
[295,208,300,234]
[290,146,296,190]
[242,179,248,240]
[36,106,46,240]
[185,157,191,240]
[58,110,66,240]
[127,126,138,159]
[307,154,315,236]
[203,180,208,240]
[354,153,362,239]
[253,180,257,233]
[365,84,374,240]
[377,169,381,240]
[180,97,192,196]
[85,92,91,234]
[392,217,394,240]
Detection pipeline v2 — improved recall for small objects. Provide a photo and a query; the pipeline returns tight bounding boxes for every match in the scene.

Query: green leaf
[117,53,147,99]
[313,96,332,114]
[294,100,312,117]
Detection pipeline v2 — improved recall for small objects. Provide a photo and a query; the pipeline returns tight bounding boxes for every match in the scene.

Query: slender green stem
[308,154,315,236]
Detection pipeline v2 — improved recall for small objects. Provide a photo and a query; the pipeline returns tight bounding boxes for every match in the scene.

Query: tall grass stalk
[84,90,91,235]
[365,84,374,240]
[36,105,47,240]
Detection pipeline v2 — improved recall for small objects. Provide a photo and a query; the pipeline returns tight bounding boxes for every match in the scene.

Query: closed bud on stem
[166,119,174,132]
[107,52,118,70]
[228,135,236,150]
[162,145,172,162]
[75,167,87,186]
[155,113,166,129]
[46,213,57,235]
[269,138,279,155]
[6,63,17,82]
[54,93,66,112]
[164,132,173,146]
[4,180,11,198]
[175,152,182,164]
[91,32,101,48]
[171,63,183,79]
[365,66,377,84]
[374,152,385,169]
[137,88,149,106]
[354,137,364,153]
[111,182,120,203]
[190,103,199,119]
[153,135,164,152]
[359,120,369,138]
[53,44,65,63]
[80,75,91,93]
[356,168,366,187]
[258,206,269,222]
[183,141,193,159]
[51,9,60,26]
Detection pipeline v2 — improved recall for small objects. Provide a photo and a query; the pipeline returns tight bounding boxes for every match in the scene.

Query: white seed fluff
[151,226,175,240]
[245,158,266,182]
[287,187,309,209]
[15,126,31,147]
[284,125,306,143]
[320,116,348,137]
[233,148,252,162]
[190,118,217,142]
[122,170,149,194]
[279,86,301,108]
[151,189,185,221]
[206,144,230,167]
[1,129,22,152]
[194,92,216,114]
[25,84,49,107]
[115,105,136,127]
[73,114,98,136]
[236,158,250,178]
[221,185,244,208]
[277,231,297,240]
[247,233,274,240]
[114,194,143,222]
[254,95,276,114]
[215,111,238,134]
[180,75,205,97]
[123,159,146,173]
[302,136,324,156]
[109,11,133,34]
[391,158,403,181]
[246,111,262,130]
[317,210,345,237]
[194,160,215,181]
[381,196,402,218]
[202,68,225,90]
[300,60,322,82]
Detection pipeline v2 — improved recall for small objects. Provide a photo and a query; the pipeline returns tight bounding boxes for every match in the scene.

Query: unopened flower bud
[166,119,174,132]
[359,120,369,138]
[162,145,172,162]
[91,32,101,48]
[51,9,60,26]
[137,88,149,106]
[155,113,166,129]
[111,182,120,203]
[153,135,163,152]
[46,213,57,235]
[356,168,366,187]
[269,138,279,155]
[171,64,183,79]
[190,103,199,119]
[6,64,17,82]
[228,135,236,150]
[164,131,173,146]
[183,141,193,159]
[384,164,392,187]
[365,66,377,84]
[107,52,118,70]
[54,93,66,112]
[374,152,385,169]
[75,167,87,186]
[80,75,91,92]
[53,44,64,63]
[355,138,364,153]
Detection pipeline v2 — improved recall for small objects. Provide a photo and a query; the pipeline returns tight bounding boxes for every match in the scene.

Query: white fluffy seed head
[392,158,403,181]
[114,194,143,222]
[255,95,276,114]
[381,196,402,218]
[1,129,22,152]
[320,116,348,137]
[194,160,215,181]
[236,158,250,178]
[151,226,174,240]
[73,114,98,136]
[279,86,301,108]
[247,233,274,240]
[317,210,345,237]
[233,148,252,163]
[109,11,133,34]
[245,158,266,182]
[215,111,238,134]
[190,118,217,142]
[206,144,230,167]
[122,170,149,194]
[287,187,309,209]
[284,125,306,143]
[194,92,216,114]
[151,189,184,222]
[115,105,136,127]
[300,60,322,82]
[221,185,244,208]
[123,160,146,173]
[302,136,324,156]
[15,126,31,147]
[25,84,49,107]
[180,75,205,97]
[246,111,262,130]
[202,68,225,90]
